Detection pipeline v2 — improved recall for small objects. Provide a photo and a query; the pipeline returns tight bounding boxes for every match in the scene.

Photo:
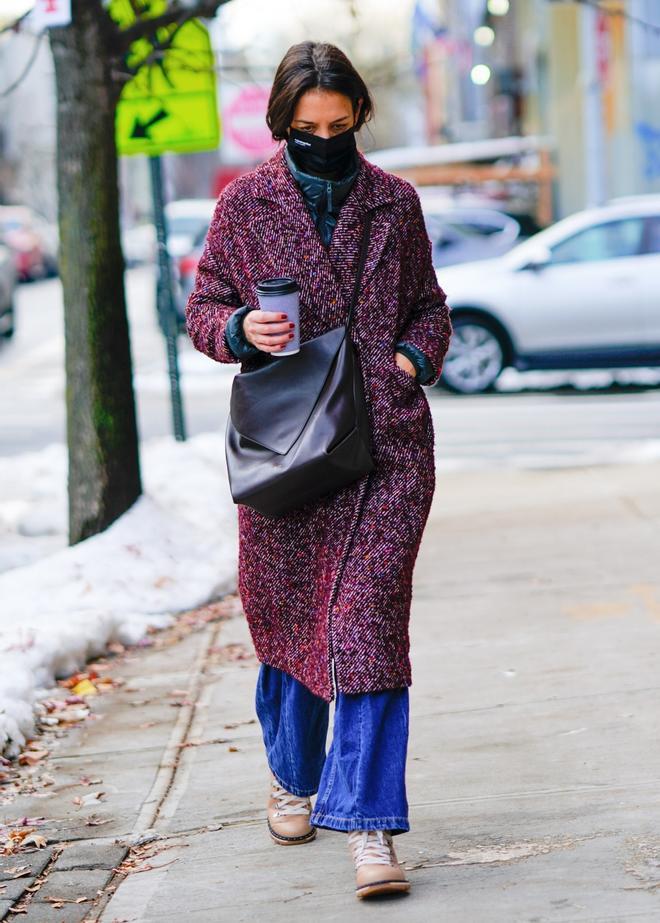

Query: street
[2,268,660,468]
[2,461,660,921]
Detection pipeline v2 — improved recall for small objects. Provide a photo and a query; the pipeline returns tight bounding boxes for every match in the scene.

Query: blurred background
[0,0,659,468]
[2,6,660,906]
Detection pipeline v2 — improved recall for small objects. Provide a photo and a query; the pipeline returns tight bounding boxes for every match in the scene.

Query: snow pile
[0,444,68,573]
[0,432,237,757]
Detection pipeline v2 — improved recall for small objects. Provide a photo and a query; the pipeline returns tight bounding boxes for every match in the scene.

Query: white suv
[437,196,660,393]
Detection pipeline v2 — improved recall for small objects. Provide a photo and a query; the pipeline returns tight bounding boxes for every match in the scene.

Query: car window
[642,216,660,254]
[550,218,645,264]
[424,218,458,243]
[445,221,502,238]
[0,219,23,233]
[168,216,209,237]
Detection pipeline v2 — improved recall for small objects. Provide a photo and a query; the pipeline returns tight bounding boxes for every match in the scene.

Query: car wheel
[1,301,15,339]
[440,318,505,394]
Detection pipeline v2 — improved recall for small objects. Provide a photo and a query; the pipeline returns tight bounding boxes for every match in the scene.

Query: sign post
[149,155,186,441]
[111,0,221,442]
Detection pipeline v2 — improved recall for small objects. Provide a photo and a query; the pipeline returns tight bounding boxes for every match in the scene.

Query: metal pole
[580,2,607,207]
[149,154,187,442]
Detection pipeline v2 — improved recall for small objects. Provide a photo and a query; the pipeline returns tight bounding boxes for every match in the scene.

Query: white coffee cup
[256,277,300,356]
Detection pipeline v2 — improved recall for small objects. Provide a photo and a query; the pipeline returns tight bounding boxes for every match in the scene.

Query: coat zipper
[325,472,371,699]
[324,209,376,699]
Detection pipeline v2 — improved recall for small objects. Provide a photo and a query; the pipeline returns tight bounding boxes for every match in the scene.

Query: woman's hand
[243,310,295,353]
[394,351,417,378]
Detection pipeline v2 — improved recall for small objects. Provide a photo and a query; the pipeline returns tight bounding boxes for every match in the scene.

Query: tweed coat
[185,147,452,701]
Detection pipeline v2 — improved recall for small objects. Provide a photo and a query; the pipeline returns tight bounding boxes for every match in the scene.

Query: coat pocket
[389,357,419,389]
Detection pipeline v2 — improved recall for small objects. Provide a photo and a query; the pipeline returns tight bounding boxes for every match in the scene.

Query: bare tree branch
[112,0,231,54]
[0,32,45,98]
[0,9,32,35]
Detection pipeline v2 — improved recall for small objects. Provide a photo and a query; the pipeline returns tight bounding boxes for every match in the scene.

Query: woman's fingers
[254,336,292,352]
[243,311,295,352]
[247,320,293,336]
[246,308,286,323]
[246,329,293,349]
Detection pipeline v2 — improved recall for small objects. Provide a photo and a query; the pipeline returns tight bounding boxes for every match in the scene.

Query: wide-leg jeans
[255,663,410,835]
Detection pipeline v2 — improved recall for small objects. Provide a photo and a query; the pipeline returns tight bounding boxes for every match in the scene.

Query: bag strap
[346,210,374,332]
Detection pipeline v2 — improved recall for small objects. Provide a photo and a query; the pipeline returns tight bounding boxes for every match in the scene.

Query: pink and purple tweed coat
[185,147,452,701]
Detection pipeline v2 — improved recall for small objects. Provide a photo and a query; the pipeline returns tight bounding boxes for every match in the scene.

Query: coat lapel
[252,149,395,312]
[328,159,395,305]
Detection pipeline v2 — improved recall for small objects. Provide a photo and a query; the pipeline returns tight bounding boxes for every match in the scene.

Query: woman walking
[185,41,452,900]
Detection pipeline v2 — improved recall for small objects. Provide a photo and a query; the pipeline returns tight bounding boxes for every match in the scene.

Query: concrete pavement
[2,461,660,921]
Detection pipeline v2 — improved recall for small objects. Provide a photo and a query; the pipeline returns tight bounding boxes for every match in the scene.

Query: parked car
[175,232,206,319]
[0,206,58,281]
[121,221,157,266]
[165,199,216,259]
[437,196,660,393]
[422,205,522,267]
[0,242,17,339]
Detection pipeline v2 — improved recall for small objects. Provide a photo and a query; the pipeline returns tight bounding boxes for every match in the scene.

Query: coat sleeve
[184,195,248,365]
[397,190,452,387]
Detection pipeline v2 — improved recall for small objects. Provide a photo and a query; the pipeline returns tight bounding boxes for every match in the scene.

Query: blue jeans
[255,663,410,835]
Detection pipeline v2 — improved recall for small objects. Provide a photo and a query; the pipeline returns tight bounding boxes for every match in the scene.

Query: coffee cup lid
[256,277,299,296]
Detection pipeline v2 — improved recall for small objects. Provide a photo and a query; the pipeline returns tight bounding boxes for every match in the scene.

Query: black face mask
[287,126,357,177]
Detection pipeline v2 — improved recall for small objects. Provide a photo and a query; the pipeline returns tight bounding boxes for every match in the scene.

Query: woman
[185,41,452,900]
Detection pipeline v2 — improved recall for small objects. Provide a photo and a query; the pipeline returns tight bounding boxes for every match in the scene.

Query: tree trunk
[50,2,142,545]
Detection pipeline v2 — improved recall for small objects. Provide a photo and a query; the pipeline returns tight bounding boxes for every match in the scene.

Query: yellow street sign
[110,0,220,157]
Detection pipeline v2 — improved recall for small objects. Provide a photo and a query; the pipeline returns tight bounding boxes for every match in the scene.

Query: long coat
[185,147,452,701]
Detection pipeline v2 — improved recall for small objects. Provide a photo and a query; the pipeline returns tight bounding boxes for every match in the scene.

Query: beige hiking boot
[348,829,410,899]
[267,778,316,845]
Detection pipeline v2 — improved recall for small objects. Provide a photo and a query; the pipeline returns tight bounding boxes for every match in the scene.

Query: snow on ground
[496,366,660,392]
[0,432,237,757]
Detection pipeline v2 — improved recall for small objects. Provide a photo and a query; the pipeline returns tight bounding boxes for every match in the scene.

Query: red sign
[222,84,278,163]
[28,0,71,29]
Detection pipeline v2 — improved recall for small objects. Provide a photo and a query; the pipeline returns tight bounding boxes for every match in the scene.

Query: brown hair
[266,42,374,141]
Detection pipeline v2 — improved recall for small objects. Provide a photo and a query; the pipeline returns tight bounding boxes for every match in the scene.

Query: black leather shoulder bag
[225,212,375,518]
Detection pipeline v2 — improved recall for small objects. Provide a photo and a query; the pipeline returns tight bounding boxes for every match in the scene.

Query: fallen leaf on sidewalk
[1,827,45,855]
[2,865,31,879]
[223,719,257,730]
[78,776,103,786]
[45,896,88,908]
[117,857,179,875]
[17,750,49,767]
[176,737,229,750]
[7,817,47,827]
[73,791,105,807]
[85,814,111,827]
[71,678,98,696]
[208,643,254,662]
[59,670,96,689]
[20,834,47,848]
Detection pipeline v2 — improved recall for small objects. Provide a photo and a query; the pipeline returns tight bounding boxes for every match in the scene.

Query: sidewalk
[2,462,660,922]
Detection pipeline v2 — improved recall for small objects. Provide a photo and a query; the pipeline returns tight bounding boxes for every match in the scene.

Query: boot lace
[348,830,395,868]
[270,779,311,817]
